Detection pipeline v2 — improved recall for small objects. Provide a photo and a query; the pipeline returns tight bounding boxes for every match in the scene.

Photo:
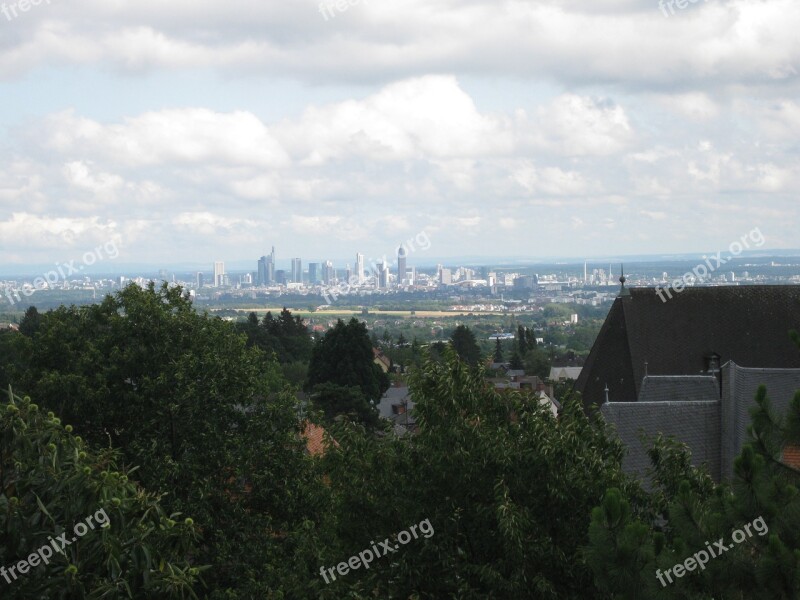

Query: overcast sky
[1,0,798,268]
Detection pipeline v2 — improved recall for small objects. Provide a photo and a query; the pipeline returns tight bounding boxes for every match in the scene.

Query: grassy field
[224,308,508,318]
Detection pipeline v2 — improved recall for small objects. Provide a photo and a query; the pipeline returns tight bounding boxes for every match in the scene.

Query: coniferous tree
[307,318,390,404]
[450,325,482,366]
[494,338,504,363]
[517,324,528,355]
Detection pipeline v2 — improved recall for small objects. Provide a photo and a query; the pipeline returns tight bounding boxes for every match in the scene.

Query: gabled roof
[576,286,800,408]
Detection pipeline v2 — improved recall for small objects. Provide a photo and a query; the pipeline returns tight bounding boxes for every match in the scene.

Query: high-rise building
[377,262,389,289]
[323,261,334,285]
[291,258,302,283]
[308,262,320,284]
[275,270,287,285]
[356,253,365,283]
[345,264,352,285]
[214,261,225,287]
[196,272,204,288]
[440,268,452,285]
[397,246,407,286]
[257,256,268,286]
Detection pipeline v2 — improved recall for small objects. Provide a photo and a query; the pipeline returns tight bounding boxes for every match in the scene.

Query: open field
[220,308,509,318]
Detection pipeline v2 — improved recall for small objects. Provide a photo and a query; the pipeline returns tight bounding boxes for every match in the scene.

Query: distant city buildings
[213,261,225,287]
[397,246,407,284]
[308,262,320,284]
[356,253,365,284]
[291,258,302,283]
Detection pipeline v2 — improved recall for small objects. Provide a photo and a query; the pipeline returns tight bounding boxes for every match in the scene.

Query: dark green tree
[450,324,481,366]
[323,349,632,598]
[4,283,331,598]
[18,306,41,338]
[306,318,390,404]
[1,390,202,598]
[494,338,504,363]
[311,382,381,430]
[517,324,528,355]
[510,350,524,370]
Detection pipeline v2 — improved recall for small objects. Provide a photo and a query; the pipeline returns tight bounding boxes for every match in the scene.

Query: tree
[1,390,202,598]
[510,350,523,370]
[238,307,312,364]
[3,283,330,597]
[18,306,41,338]
[307,318,390,404]
[311,382,381,430]
[323,349,633,598]
[517,324,528,355]
[524,347,551,379]
[494,338,504,363]
[450,324,481,366]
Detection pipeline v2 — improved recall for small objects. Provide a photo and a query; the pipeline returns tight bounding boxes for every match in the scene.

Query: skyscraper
[257,256,268,286]
[308,262,320,284]
[377,262,389,289]
[267,246,275,285]
[196,272,204,288]
[356,253,365,283]
[397,246,407,286]
[291,258,302,283]
[323,261,334,285]
[214,261,225,287]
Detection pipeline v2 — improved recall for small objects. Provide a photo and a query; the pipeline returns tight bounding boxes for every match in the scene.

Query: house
[373,348,391,373]
[490,373,561,416]
[549,366,583,381]
[576,284,800,481]
[377,384,416,434]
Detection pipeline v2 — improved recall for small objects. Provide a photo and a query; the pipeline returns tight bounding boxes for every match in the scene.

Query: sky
[1,0,799,269]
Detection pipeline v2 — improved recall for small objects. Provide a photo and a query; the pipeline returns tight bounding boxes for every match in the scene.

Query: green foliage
[493,338,504,363]
[1,284,330,598]
[236,308,313,364]
[307,318,390,404]
[311,383,381,430]
[323,350,632,598]
[524,347,552,379]
[449,325,481,367]
[1,389,202,598]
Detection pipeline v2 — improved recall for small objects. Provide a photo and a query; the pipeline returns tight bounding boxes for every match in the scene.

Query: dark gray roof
[638,375,719,403]
[601,400,721,481]
[576,286,800,408]
[377,386,415,428]
[721,362,800,478]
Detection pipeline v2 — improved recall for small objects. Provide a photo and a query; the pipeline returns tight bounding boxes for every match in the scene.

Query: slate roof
[576,286,800,408]
[638,375,720,403]
[601,400,722,481]
[720,362,800,477]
